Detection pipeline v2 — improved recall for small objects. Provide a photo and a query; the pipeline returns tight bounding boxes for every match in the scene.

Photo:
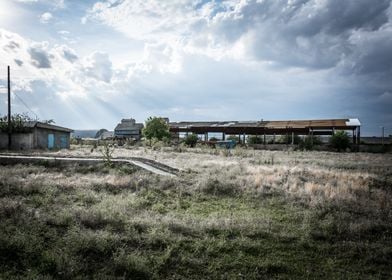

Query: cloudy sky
[0,0,391,135]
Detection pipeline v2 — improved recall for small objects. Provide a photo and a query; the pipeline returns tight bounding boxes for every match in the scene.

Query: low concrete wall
[0,132,34,150]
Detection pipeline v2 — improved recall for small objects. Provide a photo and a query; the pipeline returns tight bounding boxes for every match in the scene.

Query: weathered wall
[35,128,70,149]
[0,132,34,150]
[0,129,70,150]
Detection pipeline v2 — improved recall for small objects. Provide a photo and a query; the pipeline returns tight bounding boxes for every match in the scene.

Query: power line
[13,91,39,120]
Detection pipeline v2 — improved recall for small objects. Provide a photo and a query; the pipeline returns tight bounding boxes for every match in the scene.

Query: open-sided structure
[169,118,361,144]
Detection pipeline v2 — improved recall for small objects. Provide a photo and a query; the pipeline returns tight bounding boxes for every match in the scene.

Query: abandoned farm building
[0,121,73,150]
[114,118,144,140]
[169,118,361,144]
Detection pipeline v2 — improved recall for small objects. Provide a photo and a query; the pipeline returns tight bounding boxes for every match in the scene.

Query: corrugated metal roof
[169,118,360,129]
[25,121,73,132]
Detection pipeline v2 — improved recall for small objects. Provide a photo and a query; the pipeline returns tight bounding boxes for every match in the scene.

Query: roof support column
[357,126,361,149]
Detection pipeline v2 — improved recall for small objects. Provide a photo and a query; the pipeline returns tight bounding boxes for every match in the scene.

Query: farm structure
[0,121,73,150]
[169,118,361,144]
[114,118,144,140]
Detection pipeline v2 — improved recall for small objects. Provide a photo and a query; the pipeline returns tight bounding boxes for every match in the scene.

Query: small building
[114,118,144,140]
[0,121,73,150]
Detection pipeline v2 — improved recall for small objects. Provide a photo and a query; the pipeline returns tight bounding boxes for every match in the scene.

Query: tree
[0,113,34,133]
[329,131,350,152]
[184,134,198,147]
[142,117,171,141]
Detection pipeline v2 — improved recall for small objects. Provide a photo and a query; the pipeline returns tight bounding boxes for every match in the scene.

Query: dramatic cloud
[87,0,392,73]
[82,52,112,83]
[0,0,391,135]
[55,45,78,63]
[28,42,52,68]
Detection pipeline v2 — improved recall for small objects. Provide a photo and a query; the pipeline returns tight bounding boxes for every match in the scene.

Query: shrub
[142,117,171,141]
[248,136,264,144]
[184,134,198,147]
[209,137,219,142]
[278,134,302,144]
[100,142,114,167]
[299,136,322,150]
[329,131,350,152]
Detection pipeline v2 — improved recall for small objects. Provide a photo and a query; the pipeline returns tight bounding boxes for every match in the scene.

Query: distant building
[114,118,144,140]
[0,121,73,150]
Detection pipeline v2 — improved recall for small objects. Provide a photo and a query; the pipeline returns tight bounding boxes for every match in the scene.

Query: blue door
[48,134,54,149]
[60,136,67,149]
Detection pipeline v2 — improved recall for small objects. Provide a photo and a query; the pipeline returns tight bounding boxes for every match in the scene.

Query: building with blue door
[0,121,73,150]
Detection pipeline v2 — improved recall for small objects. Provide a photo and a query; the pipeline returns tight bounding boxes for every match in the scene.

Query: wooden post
[352,128,356,145]
[7,66,11,150]
[243,133,246,144]
[357,126,361,151]
[291,132,294,145]
[310,128,313,146]
[205,132,208,142]
[273,133,276,144]
[222,132,225,141]
[263,131,266,145]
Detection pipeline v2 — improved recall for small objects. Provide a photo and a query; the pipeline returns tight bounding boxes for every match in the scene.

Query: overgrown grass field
[1,147,392,279]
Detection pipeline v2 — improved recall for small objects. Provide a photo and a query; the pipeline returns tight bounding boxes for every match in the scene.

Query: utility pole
[7,66,11,150]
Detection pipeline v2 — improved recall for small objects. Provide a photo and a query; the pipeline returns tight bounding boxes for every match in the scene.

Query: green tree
[142,117,171,141]
[184,134,198,147]
[0,113,34,133]
[329,131,350,152]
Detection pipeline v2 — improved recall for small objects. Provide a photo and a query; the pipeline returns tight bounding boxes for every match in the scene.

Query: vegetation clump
[330,131,350,152]
[142,117,171,141]
[184,134,198,147]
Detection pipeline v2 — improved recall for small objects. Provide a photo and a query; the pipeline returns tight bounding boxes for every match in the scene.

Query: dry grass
[1,146,391,278]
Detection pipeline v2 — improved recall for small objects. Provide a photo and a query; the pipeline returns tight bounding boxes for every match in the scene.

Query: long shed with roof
[169,118,361,144]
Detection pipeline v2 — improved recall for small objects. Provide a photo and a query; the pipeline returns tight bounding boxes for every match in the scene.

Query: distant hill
[71,130,99,139]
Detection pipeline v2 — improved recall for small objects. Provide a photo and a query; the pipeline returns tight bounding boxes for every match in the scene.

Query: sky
[0,0,391,136]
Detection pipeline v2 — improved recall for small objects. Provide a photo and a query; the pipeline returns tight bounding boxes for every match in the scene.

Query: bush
[248,136,264,144]
[184,134,198,147]
[278,134,302,144]
[329,131,350,152]
[299,136,322,150]
[209,137,219,142]
[142,117,171,141]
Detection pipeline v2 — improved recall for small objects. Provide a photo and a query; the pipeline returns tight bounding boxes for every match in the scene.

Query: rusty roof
[169,118,360,129]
